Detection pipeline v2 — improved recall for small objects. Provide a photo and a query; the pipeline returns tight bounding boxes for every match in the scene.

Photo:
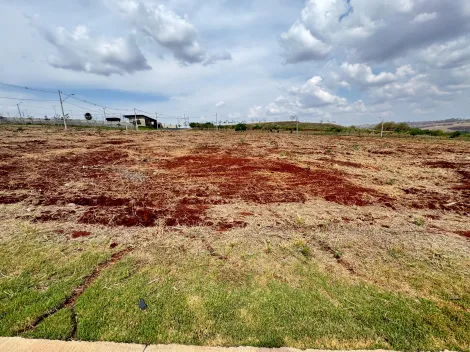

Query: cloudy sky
[1,0,470,125]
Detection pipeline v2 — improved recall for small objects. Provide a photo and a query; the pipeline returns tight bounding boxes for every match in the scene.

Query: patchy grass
[0,126,470,350]
[0,229,113,336]
[1,228,469,350]
[74,253,470,350]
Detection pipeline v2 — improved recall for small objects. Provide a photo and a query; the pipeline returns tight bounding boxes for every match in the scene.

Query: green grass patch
[72,257,470,350]
[1,233,470,350]
[0,232,112,336]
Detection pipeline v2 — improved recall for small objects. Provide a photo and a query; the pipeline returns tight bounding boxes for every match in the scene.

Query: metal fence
[0,117,127,129]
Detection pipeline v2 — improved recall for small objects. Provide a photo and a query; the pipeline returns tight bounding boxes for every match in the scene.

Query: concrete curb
[0,337,396,352]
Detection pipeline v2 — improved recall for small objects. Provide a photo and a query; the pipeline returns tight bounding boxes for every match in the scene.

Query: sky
[1,0,470,126]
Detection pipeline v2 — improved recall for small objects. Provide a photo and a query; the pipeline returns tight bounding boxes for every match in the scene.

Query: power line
[18,104,54,110]
[0,96,57,102]
[63,100,102,114]
[0,82,56,94]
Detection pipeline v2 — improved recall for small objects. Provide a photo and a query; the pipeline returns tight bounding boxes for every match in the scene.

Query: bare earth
[0,125,469,349]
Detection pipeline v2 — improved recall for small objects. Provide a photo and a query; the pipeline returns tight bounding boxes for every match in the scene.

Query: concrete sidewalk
[0,338,395,352]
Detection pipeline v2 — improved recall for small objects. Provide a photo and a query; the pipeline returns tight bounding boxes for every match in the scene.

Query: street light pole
[58,90,68,130]
[17,103,22,119]
[58,91,75,130]
[134,108,139,131]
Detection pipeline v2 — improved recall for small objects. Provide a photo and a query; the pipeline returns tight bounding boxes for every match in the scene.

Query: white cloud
[372,74,451,103]
[215,101,225,108]
[116,0,231,66]
[412,12,437,23]
[289,76,347,107]
[419,38,470,69]
[30,20,151,76]
[283,0,470,63]
[280,21,331,63]
[341,63,397,87]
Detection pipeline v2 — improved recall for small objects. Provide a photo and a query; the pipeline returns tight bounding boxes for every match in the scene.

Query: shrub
[252,124,263,130]
[235,123,247,131]
[450,131,461,139]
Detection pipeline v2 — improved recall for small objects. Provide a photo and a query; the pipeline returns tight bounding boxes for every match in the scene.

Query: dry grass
[0,125,469,349]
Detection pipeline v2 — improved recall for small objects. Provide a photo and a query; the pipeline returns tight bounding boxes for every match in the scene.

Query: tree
[235,123,247,131]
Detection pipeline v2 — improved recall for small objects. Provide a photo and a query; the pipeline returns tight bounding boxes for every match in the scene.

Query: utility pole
[134,108,139,131]
[58,90,68,130]
[17,103,22,118]
[291,115,299,134]
[216,113,218,131]
[53,106,57,118]
[380,118,384,138]
[103,107,107,122]
[155,112,158,130]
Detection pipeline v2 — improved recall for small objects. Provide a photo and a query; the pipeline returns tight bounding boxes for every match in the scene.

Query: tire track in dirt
[15,247,133,338]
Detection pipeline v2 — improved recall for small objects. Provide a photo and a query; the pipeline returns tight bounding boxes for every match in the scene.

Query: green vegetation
[374,121,469,138]
[1,228,470,350]
[414,217,425,227]
[234,123,247,132]
[0,229,112,337]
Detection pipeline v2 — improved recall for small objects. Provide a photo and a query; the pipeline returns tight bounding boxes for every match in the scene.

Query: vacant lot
[0,125,469,351]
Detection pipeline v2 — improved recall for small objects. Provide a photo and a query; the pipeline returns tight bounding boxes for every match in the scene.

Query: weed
[386,179,396,185]
[333,246,343,260]
[295,215,306,227]
[414,217,425,226]
[294,241,312,258]
[264,240,272,254]
[239,137,246,144]
[353,145,360,151]
[388,246,404,259]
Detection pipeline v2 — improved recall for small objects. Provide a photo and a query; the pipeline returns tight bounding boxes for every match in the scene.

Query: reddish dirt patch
[72,231,91,239]
[424,161,459,169]
[35,209,76,222]
[216,220,248,232]
[403,187,469,214]
[110,242,118,248]
[239,212,254,217]
[163,155,391,207]
[79,203,209,228]
[370,150,394,155]
[0,195,27,204]
[455,231,470,239]
[103,140,133,145]
[68,196,130,207]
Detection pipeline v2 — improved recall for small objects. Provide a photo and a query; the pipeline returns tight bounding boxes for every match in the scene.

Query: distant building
[123,114,162,129]
[106,117,121,122]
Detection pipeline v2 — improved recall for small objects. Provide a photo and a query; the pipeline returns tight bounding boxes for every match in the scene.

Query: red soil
[424,161,459,169]
[72,231,91,239]
[455,231,470,239]
[0,195,27,204]
[35,210,76,222]
[216,220,248,232]
[163,155,390,207]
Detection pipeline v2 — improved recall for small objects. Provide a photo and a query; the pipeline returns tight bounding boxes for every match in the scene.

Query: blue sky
[1,0,470,125]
